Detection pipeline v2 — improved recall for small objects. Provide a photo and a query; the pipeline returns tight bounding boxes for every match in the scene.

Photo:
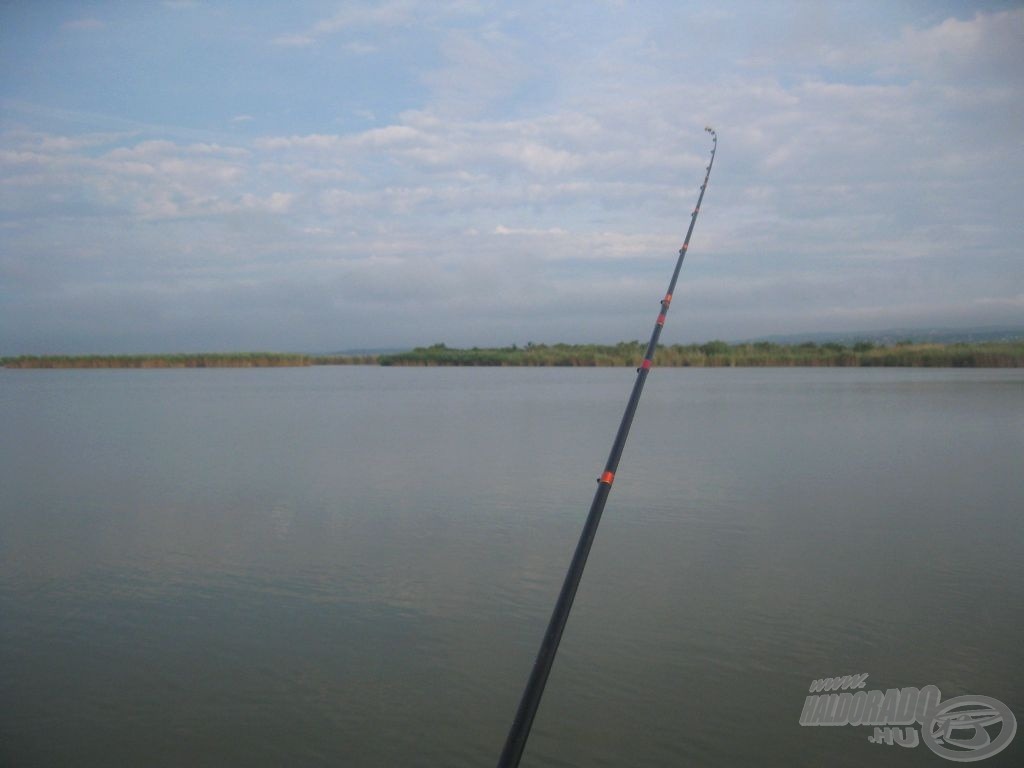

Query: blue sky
[2,1,1022,354]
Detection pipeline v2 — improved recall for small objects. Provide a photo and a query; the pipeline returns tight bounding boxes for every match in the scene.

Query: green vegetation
[377,340,1024,368]
[4,341,1023,369]
[1,353,316,369]
[310,354,379,366]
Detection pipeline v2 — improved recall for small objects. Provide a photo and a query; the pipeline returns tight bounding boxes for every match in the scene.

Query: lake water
[1,367,1022,766]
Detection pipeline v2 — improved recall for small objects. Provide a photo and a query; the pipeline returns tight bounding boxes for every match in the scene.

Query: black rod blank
[497,128,718,768]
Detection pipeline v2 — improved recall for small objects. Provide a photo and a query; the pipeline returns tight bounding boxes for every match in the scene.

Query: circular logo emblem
[921,695,1017,762]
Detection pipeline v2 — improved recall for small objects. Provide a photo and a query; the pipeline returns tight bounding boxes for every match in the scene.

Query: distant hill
[743,325,1024,346]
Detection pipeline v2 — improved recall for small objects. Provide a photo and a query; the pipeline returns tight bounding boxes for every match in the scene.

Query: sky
[1,1,1022,354]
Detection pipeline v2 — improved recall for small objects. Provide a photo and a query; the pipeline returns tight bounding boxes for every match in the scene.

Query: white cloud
[493,225,566,236]
[421,27,538,118]
[62,18,105,31]
[272,34,316,48]
[310,1,414,34]
[823,8,1024,85]
[254,134,342,151]
[890,9,1024,81]
[344,41,378,55]
[273,0,415,46]
[238,191,294,214]
[3,4,1023,352]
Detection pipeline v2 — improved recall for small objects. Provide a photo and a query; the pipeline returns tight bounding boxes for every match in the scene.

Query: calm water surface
[1,367,1022,766]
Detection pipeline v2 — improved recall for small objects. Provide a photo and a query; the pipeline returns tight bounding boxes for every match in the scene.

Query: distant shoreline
[4,341,1023,369]
[0,353,374,369]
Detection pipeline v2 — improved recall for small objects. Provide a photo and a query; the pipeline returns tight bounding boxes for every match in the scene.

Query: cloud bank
[1,2,1021,353]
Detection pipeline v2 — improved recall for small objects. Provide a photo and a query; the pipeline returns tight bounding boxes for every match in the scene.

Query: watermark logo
[922,695,1017,762]
[799,674,1016,762]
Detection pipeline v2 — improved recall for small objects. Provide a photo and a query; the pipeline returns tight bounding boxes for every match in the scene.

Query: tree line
[4,341,1022,369]
[376,340,1024,367]
[1,353,316,369]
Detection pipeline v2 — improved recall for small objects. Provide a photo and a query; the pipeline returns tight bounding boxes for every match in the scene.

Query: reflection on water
[1,367,1022,766]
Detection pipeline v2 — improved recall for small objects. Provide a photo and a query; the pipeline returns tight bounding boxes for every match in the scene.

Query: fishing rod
[496,127,717,768]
